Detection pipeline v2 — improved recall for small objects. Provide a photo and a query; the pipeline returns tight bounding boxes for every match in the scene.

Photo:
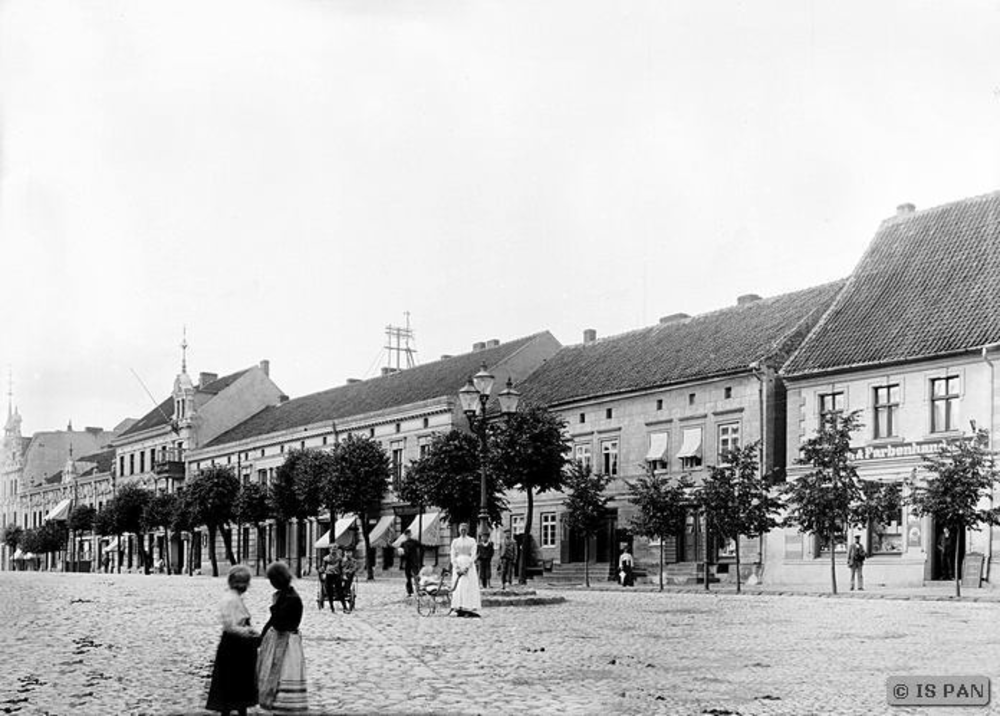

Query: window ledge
[866,438,906,446]
[922,431,964,441]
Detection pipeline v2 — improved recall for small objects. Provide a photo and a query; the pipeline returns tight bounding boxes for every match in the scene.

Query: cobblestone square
[2,571,999,715]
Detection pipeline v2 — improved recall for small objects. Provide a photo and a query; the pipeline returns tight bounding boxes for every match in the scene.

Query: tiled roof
[77,448,115,476]
[783,191,1000,376]
[119,369,250,437]
[518,282,845,407]
[206,333,551,447]
[22,429,116,486]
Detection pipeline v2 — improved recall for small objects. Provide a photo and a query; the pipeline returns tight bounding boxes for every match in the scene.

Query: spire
[6,366,11,420]
[180,325,189,374]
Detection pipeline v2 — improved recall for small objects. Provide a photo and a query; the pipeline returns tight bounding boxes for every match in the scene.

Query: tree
[908,425,1000,597]
[234,481,273,576]
[113,483,154,573]
[142,493,179,575]
[628,469,692,591]
[171,487,200,576]
[562,461,611,587]
[272,449,331,578]
[782,411,864,594]
[20,527,43,566]
[186,466,240,577]
[401,430,507,529]
[327,434,391,581]
[67,503,96,572]
[696,442,782,593]
[38,520,68,556]
[93,504,118,572]
[2,524,22,552]
[488,405,571,584]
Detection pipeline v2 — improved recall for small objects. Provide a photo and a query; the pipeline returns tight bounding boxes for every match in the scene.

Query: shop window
[541,513,557,548]
[601,439,619,476]
[819,391,844,428]
[574,443,592,471]
[717,422,741,461]
[870,507,904,554]
[816,533,848,557]
[873,384,900,439]
[931,376,960,433]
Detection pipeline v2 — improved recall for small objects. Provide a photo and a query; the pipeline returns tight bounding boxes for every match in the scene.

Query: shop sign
[851,440,956,462]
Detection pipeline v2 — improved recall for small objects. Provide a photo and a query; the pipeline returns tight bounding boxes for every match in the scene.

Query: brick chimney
[346,378,362,385]
[198,372,218,388]
[659,313,690,325]
[896,203,916,217]
[737,294,762,306]
[472,342,486,352]
[485,339,500,349]
[583,328,597,344]
[259,359,270,377]
[440,354,454,360]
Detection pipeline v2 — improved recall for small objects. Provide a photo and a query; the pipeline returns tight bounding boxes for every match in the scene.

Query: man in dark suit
[401,529,422,596]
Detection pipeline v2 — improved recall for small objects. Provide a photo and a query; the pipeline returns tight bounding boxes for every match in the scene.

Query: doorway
[932,521,965,581]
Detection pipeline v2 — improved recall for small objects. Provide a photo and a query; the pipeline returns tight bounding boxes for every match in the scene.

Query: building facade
[769,194,1000,587]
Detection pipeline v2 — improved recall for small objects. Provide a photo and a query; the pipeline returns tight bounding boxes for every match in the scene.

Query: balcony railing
[153,448,185,479]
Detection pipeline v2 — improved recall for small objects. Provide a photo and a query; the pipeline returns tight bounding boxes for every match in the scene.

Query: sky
[2,0,999,436]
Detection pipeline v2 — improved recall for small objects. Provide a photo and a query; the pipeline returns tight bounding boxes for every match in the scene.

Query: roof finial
[6,366,11,420]
[181,325,189,374]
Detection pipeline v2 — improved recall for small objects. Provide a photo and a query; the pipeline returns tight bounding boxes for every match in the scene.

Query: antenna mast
[384,312,417,372]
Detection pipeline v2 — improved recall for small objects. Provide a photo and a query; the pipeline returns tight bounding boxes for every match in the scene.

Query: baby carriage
[415,566,451,617]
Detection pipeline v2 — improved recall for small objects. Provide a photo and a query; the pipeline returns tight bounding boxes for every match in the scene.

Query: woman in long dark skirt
[257,561,308,713]
[206,565,259,716]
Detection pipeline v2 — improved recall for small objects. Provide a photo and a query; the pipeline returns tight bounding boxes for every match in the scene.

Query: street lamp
[458,364,521,540]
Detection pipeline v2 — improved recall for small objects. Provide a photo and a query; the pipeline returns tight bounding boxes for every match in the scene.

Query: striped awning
[45,498,73,521]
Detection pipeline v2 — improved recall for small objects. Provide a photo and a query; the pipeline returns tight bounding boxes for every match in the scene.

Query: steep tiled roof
[518,282,845,407]
[784,192,1000,376]
[119,369,250,438]
[206,333,551,447]
[77,448,115,476]
[22,429,116,486]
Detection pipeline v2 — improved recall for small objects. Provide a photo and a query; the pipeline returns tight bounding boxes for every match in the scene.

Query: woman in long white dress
[450,523,481,617]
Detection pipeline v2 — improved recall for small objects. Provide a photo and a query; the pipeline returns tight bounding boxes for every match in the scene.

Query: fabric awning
[314,531,331,549]
[12,548,23,559]
[315,514,358,549]
[392,512,440,548]
[45,498,73,521]
[103,538,120,552]
[676,427,703,459]
[645,433,669,462]
[366,515,395,548]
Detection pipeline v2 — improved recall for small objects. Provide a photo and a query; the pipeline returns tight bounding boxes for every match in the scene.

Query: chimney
[659,313,690,325]
[440,354,454,360]
[259,359,270,377]
[199,372,218,388]
[485,339,501,349]
[85,426,102,435]
[279,394,290,403]
[346,378,362,385]
[583,328,597,344]
[381,367,400,377]
[896,203,916,217]
[472,342,486,352]
[737,293,762,306]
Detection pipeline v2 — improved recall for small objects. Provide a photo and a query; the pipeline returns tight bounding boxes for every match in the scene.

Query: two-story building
[511,281,844,584]
[186,332,561,575]
[770,193,1000,588]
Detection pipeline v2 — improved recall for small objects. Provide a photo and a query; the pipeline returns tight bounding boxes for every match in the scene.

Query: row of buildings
[3,191,999,588]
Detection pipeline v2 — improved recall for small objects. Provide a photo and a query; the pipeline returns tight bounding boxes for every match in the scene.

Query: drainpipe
[749,361,767,583]
[981,342,1000,582]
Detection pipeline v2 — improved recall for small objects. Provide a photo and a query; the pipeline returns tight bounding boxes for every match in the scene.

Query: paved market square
[2,571,1000,715]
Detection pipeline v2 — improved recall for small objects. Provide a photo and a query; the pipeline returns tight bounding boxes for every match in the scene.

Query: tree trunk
[519,488,534,585]
[735,534,742,594]
[659,538,664,592]
[584,538,590,588]
[221,525,237,567]
[295,518,303,578]
[207,524,219,577]
[164,527,173,575]
[829,534,838,594]
[254,524,262,576]
[954,524,962,598]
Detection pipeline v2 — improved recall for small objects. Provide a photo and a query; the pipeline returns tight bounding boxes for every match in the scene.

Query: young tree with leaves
[186,465,240,577]
[67,503,96,572]
[782,411,864,594]
[141,493,179,575]
[92,504,117,571]
[234,481,273,575]
[628,469,692,591]
[2,524,23,553]
[326,434,391,580]
[113,483,154,573]
[562,461,611,587]
[270,449,331,577]
[170,487,200,576]
[488,405,571,584]
[908,425,999,597]
[697,442,782,592]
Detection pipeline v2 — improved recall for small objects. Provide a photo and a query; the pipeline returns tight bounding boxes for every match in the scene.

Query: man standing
[499,530,517,590]
[847,535,866,591]
[401,529,422,597]
[476,533,495,590]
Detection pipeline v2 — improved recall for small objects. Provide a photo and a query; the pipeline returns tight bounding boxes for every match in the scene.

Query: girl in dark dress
[206,565,258,716]
[257,561,308,713]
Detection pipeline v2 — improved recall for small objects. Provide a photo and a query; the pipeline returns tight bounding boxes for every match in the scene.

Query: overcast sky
[2,1,999,436]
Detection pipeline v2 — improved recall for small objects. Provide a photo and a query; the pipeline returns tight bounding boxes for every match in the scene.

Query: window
[391,442,404,490]
[717,422,740,461]
[139,451,145,473]
[818,533,847,556]
[677,427,703,469]
[873,385,900,439]
[511,514,525,535]
[656,399,663,411]
[150,448,156,468]
[395,423,401,433]
[541,513,557,548]
[601,439,619,476]
[931,376,960,433]
[418,437,431,459]
[871,504,904,554]
[257,469,268,484]
[423,417,429,429]
[119,456,125,477]
[819,391,844,428]
[322,436,328,446]
[579,413,586,424]
[300,441,305,450]
[688,393,695,406]
[645,432,669,471]
[369,428,375,438]
[605,408,613,419]
[724,386,732,399]
[574,443,592,470]
[260,449,265,457]
[227,455,232,465]
[129,454,135,475]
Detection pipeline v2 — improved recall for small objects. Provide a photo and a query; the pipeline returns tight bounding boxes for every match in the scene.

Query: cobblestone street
[2,571,999,715]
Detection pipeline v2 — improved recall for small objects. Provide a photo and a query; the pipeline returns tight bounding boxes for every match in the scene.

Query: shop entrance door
[595,511,617,563]
[932,521,965,581]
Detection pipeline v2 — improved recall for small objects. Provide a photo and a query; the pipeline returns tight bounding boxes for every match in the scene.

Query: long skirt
[205,631,258,712]
[450,566,482,612]
[257,630,308,713]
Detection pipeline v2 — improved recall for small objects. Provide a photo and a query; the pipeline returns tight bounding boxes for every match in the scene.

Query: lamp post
[458,364,521,540]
